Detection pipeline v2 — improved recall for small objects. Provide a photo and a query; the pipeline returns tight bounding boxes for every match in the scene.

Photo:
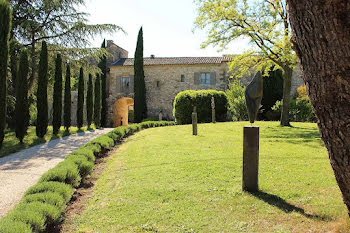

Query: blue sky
[83,0,251,58]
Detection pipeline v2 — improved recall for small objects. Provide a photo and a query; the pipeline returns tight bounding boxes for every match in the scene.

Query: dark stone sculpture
[245,71,263,123]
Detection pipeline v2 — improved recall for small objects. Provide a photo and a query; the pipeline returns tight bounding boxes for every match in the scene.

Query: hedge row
[0,121,175,233]
[173,90,228,124]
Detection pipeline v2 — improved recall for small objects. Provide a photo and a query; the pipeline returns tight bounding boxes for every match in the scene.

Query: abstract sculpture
[244,71,263,123]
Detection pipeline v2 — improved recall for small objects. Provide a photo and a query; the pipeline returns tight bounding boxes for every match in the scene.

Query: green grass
[0,125,95,158]
[63,122,348,232]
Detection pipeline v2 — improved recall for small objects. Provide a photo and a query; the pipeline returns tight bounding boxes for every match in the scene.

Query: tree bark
[287,0,350,216]
[280,66,292,126]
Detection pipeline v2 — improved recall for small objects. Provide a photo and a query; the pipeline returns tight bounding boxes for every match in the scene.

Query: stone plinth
[242,126,259,192]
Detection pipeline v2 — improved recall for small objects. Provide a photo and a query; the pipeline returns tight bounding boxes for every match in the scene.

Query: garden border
[0,121,175,233]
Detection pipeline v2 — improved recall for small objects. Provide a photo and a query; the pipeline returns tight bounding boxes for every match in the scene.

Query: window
[122,77,130,90]
[181,75,185,82]
[200,73,210,85]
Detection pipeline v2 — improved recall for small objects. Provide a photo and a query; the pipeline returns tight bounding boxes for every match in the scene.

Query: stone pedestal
[192,112,197,136]
[242,126,259,192]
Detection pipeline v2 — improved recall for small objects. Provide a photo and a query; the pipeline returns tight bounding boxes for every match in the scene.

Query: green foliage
[6,40,19,130]
[86,74,94,127]
[0,218,31,233]
[65,154,94,177]
[99,40,107,127]
[71,147,96,163]
[53,54,63,135]
[128,110,134,123]
[94,74,101,127]
[64,64,72,130]
[77,67,85,128]
[15,49,29,143]
[141,117,157,122]
[173,90,228,124]
[36,41,49,138]
[226,79,248,121]
[15,201,61,224]
[22,191,66,212]
[0,0,11,149]
[268,98,315,122]
[25,181,74,204]
[6,209,45,232]
[194,0,297,126]
[39,160,81,188]
[89,135,114,149]
[259,67,284,120]
[134,27,147,123]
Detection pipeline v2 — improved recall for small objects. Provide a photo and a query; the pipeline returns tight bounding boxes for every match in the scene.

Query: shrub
[106,131,120,141]
[267,98,315,122]
[6,209,45,232]
[25,181,74,203]
[81,143,101,155]
[0,218,32,233]
[15,201,61,224]
[173,90,228,124]
[128,124,141,133]
[71,147,96,162]
[141,117,157,122]
[89,135,114,149]
[22,191,66,212]
[65,154,94,177]
[39,161,81,188]
[226,79,249,121]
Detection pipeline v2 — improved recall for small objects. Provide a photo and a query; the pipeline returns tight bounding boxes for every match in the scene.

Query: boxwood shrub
[173,90,228,124]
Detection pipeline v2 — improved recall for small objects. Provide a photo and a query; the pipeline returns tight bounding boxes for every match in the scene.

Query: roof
[110,56,232,66]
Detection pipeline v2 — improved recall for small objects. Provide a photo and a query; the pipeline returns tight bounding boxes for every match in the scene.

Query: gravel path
[0,128,114,218]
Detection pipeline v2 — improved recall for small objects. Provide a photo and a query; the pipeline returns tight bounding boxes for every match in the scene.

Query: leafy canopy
[194,0,297,77]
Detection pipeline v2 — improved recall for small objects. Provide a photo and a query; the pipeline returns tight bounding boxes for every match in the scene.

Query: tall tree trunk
[280,66,292,126]
[287,0,350,216]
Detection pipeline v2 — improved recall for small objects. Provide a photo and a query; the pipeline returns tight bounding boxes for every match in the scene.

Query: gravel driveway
[0,128,114,218]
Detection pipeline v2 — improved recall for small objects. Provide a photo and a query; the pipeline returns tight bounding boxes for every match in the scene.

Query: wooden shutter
[116,76,121,93]
[194,72,200,85]
[130,75,134,93]
[210,72,216,85]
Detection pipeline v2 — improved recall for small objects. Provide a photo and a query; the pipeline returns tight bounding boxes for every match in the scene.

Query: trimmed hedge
[0,121,175,232]
[173,90,228,124]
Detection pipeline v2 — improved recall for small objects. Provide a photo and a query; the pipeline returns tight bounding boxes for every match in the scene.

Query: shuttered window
[200,73,210,85]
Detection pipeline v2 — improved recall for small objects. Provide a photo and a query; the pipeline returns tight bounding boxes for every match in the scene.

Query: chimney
[150,54,155,59]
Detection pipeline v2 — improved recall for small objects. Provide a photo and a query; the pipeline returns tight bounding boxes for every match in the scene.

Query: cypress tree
[94,74,101,128]
[99,39,107,127]
[7,40,19,130]
[63,63,71,131]
[134,27,147,123]
[86,73,93,128]
[0,0,11,148]
[15,49,29,143]
[77,67,84,129]
[52,54,62,135]
[36,41,48,138]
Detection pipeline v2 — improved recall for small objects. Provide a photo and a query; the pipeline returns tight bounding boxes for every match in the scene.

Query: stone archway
[113,97,134,127]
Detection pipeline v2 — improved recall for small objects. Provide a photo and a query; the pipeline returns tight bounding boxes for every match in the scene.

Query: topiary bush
[39,161,81,188]
[22,191,66,212]
[15,201,61,224]
[25,181,73,203]
[0,218,32,233]
[173,90,228,124]
[89,135,114,149]
[5,209,45,232]
[65,154,94,177]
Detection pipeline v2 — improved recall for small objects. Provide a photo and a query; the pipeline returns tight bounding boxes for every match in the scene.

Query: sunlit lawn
[63,122,348,232]
[0,125,95,158]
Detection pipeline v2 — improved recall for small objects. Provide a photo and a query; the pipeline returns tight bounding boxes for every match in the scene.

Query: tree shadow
[249,190,331,221]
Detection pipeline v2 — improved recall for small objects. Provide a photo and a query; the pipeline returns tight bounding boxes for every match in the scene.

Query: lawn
[62,122,348,232]
[0,125,95,158]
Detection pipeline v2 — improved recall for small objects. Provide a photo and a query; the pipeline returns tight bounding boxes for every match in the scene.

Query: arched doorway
[113,97,134,127]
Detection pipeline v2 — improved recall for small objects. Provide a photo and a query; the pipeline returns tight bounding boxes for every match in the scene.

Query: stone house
[105,41,304,127]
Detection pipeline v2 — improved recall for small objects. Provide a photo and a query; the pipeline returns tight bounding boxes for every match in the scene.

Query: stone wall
[107,63,229,126]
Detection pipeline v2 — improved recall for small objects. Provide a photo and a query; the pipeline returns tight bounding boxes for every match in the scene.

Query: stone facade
[107,62,229,125]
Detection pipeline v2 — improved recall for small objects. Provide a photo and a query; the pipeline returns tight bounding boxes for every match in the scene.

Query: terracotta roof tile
[111,56,232,66]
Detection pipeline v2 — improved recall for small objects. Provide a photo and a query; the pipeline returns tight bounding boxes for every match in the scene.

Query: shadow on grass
[249,191,331,221]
